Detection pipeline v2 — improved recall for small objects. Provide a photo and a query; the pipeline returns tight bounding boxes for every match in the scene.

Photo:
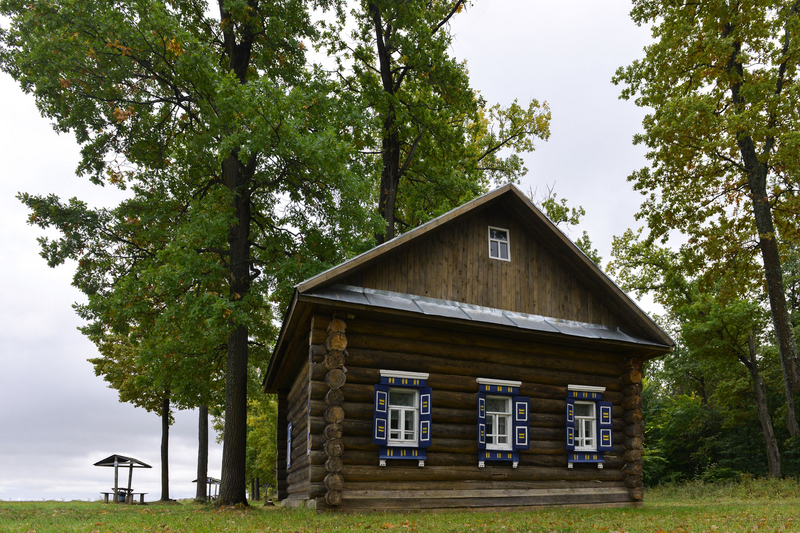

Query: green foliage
[335,0,550,239]
[246,394,278,490]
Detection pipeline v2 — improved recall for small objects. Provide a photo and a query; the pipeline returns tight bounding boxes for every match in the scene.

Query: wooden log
[286,396,309,426]
[310,328,327,346]
[345,347,621,392]
[623,449,642,462]
[276,390,289,501]
[287,481,325,499]
[323,422,343,440]
[286,363,310,406]
[341,464,626,483]
[629,487,643,501]
[325,456,344,473]
[325,368,347,389]
[622,383,642,397]
[324,351,346,370]
[621,395,642,411]
[624,437,643,451]
[310,450,326,465]
[342,479,628,492]
[324,438,345,457]
[325,387,345,406]
[286,467,312,487]
[621,367,642,386]
[624,424,643,438]
[345,318,624,366]
[326,331,348,352]
[623,409,643,425]
[622,461,642,476]
[325,406,345,424]
[325,490,342,506]
[311,313,332,332]
[327,318,347,334]
[309,344,326,363]
[624,475,643,488]
[324,473,344,491]
[345,330,622,378]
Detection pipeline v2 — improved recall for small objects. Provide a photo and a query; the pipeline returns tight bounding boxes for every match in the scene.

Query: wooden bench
[129,492,147,504]
[100,491,146,504]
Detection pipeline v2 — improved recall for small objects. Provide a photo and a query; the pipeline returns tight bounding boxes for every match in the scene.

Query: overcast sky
[0,0,653,501]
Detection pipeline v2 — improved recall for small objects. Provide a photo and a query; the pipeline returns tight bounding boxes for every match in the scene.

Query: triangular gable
[296,184,671,345]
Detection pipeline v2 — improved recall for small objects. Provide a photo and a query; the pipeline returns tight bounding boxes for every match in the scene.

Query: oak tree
[614,0,800,434]
[2,0,375,504]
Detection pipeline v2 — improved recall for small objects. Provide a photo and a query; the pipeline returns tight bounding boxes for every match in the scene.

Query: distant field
[1,479,799,532]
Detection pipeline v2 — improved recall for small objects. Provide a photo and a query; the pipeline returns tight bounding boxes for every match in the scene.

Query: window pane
[486,398,509,413]
[490,229,507,241]
[575,403,594,417]
[490,241,498,257]
[405,410,415,431]
[498,416,507,434]
[390,390,415,407]
[487,415,494,435]
[390,410,400,430]
[584,420,594,439]
[499,242,508,259]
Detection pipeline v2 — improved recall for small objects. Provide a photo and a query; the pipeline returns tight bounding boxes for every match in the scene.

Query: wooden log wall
[321,315,348,507]
[281,325,315,503]
[621,357,644,501]
[299,313,642,512]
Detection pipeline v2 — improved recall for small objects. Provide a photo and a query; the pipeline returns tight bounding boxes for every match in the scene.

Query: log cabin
[262,183,673,512]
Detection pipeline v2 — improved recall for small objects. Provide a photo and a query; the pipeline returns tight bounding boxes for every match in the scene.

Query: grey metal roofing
[305,284,666,347]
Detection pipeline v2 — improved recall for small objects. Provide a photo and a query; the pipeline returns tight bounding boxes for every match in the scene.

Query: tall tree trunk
[371,2,401,244]
[196,404,209,501]
[738,144,800,436]
[745,333,782,477]
[218,149,255,505]
[217,0,255,504]
[728,34,800,436]
[160,393,170,501]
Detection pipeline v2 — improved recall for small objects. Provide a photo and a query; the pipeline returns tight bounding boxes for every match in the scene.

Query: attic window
[488,227,510,261]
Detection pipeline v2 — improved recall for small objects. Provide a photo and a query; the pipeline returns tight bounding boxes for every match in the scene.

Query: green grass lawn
[2,479,800,532]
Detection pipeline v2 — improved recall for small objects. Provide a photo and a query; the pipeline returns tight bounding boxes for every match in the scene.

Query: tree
[2,0,377,504]
[337,0,550,241]
[611,230,783,477]
[613,0,800,435]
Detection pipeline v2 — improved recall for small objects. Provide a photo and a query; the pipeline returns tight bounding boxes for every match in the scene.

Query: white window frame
[485,395,513,451]
[387,388,419,447]
[574,401,596,452]
[488,226,511,262]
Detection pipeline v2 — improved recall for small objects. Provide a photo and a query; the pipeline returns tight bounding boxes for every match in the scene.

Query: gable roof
[264,184,673,391]
[299,184,669,343]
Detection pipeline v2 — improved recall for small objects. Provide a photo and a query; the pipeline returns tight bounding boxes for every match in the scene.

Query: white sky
[0,0,654,501]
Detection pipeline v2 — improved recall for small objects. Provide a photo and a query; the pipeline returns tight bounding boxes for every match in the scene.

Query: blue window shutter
[373,384,390,446]
[566,398,575,451]
[598,400,613,452]
[419,387,432,448]
[513,396,530,451]
[477,392,487,450]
